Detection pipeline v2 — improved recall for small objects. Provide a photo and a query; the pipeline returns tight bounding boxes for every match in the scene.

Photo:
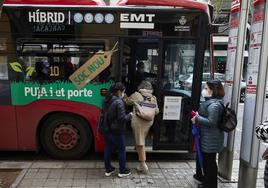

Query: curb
[10,169,28,188]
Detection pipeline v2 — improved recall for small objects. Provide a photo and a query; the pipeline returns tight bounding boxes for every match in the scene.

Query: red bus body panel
[117,0,209,14]
[0,106,18,149]
[14,100,104,151]
[0,0,208,154]
[254,0,265,6]
[3,0,106,6]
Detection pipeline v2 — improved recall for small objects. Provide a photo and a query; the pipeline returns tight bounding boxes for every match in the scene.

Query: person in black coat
[103,82,133,178]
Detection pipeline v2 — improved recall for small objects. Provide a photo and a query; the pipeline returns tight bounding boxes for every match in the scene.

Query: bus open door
[120,35,207,152]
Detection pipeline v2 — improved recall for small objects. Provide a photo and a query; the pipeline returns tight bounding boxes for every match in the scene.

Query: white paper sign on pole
[163,96,182,120]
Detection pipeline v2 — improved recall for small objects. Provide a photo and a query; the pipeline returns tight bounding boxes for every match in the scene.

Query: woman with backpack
[103,82,133,178]
[191,79,225,188]
[125,80,159,173]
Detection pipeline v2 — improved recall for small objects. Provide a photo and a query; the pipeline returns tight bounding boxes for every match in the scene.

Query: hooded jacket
[125,89,159,126]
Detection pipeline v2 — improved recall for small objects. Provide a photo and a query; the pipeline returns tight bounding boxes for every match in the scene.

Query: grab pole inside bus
[218,0,250,180]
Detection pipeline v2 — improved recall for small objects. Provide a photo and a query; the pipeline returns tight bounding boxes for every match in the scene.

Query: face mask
[201,89,211,98]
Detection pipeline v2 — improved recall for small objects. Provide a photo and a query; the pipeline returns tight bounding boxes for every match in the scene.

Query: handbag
[134,101,156,121]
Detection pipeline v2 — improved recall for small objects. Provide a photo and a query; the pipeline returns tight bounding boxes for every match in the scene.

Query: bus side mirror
[211,23,229,34]
[211,24,219,34]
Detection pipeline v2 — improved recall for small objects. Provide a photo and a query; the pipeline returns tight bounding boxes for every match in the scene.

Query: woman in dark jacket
[191,79,225,188]
[103,82,133,178]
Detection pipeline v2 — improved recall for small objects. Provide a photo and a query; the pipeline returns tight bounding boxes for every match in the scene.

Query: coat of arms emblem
[179,16,187,25]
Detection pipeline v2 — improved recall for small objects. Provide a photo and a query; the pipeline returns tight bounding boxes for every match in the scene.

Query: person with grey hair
[125,80,159,173]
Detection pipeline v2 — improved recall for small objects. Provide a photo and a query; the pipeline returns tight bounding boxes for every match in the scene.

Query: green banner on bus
[10,81,113,108]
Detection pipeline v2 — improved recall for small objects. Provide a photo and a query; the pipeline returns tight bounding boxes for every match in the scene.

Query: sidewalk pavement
[0,159,265,188]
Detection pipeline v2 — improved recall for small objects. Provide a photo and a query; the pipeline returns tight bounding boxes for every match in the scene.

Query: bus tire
[41,113,92,159]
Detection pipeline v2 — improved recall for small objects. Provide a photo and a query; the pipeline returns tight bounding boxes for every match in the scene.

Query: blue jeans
[104,133,126,173]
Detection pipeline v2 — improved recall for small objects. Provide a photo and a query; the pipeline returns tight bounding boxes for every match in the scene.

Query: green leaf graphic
[10,62,23,72]
[26,66,35,76]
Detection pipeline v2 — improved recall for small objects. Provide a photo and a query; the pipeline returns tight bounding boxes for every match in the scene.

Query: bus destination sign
[21,10,115,33]
[28,10,70,33]
[28,11,66,23]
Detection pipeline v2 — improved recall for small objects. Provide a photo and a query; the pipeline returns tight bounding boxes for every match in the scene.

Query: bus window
[203,50,212,74]
[14,40,109,83]
[0,38,7,51]
[123,39,158,94]
[202,73,211,82]
[163,41,195,94]
[0,56,8,80]
[0,37,8,80]
[134,46,158,90]
[0,56,11,105]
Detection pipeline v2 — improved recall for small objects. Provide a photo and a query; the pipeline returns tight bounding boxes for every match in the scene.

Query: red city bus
[0,0,213,159]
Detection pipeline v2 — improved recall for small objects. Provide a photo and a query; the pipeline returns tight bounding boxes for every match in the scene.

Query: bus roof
[3,0,106,7]
[116,0,210,14]
[3,0,210,14]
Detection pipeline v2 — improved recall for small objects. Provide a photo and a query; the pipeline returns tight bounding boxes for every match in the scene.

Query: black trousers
[203,152,217,188]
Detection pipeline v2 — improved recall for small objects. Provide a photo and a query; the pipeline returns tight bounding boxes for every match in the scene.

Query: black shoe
[197,184,204,188]
[118,168,131,178]
[105,167,115,177]
[193,174,204,183]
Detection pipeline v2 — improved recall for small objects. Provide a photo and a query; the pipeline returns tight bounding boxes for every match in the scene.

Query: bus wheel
[41,114,92,159]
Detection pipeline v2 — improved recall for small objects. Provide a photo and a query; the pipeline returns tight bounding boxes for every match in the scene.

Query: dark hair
[109,82,125,94]
[104,82,125,105]
[206,79,225,97]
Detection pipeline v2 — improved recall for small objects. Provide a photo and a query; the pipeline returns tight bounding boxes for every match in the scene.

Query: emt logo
[120,13,155,29]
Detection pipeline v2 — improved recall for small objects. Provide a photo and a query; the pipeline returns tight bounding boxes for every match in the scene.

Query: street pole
[238,0,268,187]
[218,0,250,180]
